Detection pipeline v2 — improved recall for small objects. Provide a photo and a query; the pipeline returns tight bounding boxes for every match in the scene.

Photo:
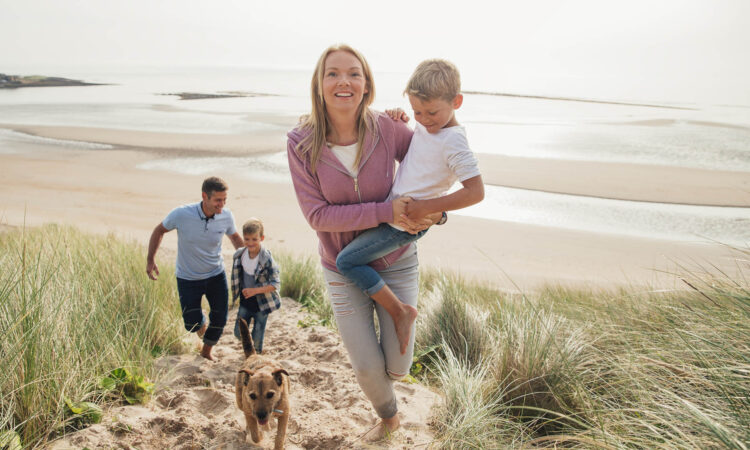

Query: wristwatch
[437,212,448,225]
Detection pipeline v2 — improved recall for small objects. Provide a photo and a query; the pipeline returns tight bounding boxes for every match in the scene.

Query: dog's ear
[272,368,289,387]
[238,369,253,386]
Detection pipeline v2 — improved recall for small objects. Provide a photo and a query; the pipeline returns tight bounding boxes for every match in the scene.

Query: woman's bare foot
[394,304,418,355]
[200,344,216,361]
[196,322,207,339]
[363,414,400,442]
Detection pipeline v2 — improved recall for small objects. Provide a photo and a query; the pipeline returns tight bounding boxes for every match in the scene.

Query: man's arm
[228,232,243,250]
[405,175,485,220]
[146,223,170,280]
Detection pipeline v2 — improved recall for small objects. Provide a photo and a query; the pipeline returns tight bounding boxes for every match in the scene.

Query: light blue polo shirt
[162,201,237,280]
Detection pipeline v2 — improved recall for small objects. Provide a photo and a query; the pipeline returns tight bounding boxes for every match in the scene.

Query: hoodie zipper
[318,125,391,267]
[353,177,361,202]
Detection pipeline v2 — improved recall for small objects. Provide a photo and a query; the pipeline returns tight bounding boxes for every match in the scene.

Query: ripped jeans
[322,244,419,419]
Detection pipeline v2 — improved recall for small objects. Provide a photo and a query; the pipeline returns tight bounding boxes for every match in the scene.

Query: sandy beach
[0,122,745,290]
[46,298,439,449]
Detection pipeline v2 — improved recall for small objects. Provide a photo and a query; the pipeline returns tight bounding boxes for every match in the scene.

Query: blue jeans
[175,272,228,346]
[324,245,419,419]
[336,223,426,296]
[233,305,269,353]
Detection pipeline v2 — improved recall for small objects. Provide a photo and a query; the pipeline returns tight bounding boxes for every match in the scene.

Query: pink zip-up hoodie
[287,111,414,272]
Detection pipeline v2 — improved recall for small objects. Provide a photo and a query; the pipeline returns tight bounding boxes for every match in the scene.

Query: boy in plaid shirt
[231,218,281,353]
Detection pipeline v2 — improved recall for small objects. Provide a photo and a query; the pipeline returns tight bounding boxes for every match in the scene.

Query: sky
[1,0,749,105]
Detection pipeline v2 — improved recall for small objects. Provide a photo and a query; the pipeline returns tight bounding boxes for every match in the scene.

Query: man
[147,176,243,361]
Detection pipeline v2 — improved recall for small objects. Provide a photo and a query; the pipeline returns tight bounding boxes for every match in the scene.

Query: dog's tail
[238,317,256,357]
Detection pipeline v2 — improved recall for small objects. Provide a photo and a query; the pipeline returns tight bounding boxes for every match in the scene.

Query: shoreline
[1,128,744,291]
[3,123,748,207]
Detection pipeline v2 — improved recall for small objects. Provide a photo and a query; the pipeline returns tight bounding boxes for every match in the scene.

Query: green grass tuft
[0,225,186,447]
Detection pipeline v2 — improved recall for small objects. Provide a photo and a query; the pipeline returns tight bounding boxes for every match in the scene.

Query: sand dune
[47,298,438,449]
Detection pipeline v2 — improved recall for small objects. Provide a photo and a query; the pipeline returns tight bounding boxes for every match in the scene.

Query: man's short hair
[242,218,264,237]
[201,176,228,198]
[404,59,461,102]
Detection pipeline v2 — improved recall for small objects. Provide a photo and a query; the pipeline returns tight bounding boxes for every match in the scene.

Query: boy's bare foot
[200,344,216,361]
[196,322,207,339]
[363,414,400,442]
[395,304,418,355]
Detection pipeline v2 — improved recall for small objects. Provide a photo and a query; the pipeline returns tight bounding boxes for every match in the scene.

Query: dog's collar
[274,409,284,414]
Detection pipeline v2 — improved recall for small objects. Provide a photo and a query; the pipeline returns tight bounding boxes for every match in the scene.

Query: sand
[46,298,439,449]
[0,123,744,290]
[478,154,750,207]
[2,121,746,448]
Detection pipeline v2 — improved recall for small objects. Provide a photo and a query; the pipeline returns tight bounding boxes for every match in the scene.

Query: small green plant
[0,430,22,450]
[63,398,103,429]
[297,316,329,328]
[98,368,154,405]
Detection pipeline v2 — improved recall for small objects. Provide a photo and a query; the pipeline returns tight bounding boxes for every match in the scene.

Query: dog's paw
[246,430,263,444]
[245,430,263,444]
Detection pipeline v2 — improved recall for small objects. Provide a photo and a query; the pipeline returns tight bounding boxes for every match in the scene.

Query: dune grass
[275,251,333,327]
[416,257,749,449]
[273,249,749,447]
[4,225,747,448]
[0,225,187,448]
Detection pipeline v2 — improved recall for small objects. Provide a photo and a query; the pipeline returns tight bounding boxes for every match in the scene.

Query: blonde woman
[287,44,438,440]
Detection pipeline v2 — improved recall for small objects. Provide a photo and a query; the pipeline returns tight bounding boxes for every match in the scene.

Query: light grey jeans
[322,244,419,419]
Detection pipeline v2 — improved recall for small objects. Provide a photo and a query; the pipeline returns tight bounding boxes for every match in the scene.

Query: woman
[286,44,438,440]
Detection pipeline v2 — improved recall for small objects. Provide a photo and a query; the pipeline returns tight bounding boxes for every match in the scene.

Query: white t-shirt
[389,124,480,201]
[241,249,260,275]
[329,142,359,177]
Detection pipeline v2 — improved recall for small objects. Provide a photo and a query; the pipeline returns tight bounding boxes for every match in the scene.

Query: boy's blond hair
[242,218,264,237]
[404,59,461,103]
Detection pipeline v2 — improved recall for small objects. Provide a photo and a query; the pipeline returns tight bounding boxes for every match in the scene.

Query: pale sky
[2,0,749,104]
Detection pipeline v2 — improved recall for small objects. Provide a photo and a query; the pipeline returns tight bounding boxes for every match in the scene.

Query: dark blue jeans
[233,305,269,353]
[336,223,427,295]
[176,272,228,346]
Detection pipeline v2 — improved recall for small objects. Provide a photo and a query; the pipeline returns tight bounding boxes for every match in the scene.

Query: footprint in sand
[395,383,416,395]
[193,387,231,415]
[306,330,331,344]
[319,348,342,362]
[156,391,187,409]
[298,368,323,386]
[149,416,188,433]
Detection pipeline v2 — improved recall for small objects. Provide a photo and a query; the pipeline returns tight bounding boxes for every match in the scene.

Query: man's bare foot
[200,344,216,361]
[363,414,400,442]
[395,304,418,355]
[196,322,207,339]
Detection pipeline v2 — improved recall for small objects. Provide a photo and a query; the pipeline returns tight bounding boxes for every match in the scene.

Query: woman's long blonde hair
[295,44,376,173]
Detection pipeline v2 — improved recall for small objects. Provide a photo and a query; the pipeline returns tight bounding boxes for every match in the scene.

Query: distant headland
[158,91,280,100]
[0,73,103,89]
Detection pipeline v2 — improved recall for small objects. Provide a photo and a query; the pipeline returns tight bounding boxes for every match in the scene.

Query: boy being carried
[336,59,484,355]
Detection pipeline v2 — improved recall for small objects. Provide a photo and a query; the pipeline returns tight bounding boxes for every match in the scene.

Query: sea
[1,64,748,246]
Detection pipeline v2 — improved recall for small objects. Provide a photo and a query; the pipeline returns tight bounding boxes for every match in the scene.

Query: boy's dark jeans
[176,272,228,346]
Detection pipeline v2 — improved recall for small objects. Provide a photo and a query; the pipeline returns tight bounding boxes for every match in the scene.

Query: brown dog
[235,318,291,449]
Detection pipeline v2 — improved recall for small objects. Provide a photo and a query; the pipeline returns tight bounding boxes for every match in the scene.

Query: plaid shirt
[230,247,281,313]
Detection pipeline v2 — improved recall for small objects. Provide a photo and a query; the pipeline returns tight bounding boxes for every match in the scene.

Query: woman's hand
[404,199,432,222]
[242,287,258,298]
[397,211,442,234]
[391,196,412,223]
[385,108,410,123]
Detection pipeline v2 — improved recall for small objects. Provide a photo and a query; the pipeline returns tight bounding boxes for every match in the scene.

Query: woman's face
[322,50,368,116]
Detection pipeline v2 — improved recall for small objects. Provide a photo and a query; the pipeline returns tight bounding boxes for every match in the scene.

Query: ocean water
[1,65,749,245]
